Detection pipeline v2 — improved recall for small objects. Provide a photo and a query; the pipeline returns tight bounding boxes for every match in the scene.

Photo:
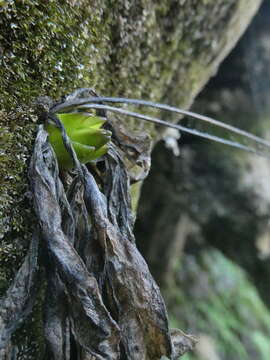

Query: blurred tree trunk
[0,0,262,358]
[135,0,270,303]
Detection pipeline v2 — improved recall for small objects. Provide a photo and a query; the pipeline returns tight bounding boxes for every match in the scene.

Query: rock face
[0,0,262,358]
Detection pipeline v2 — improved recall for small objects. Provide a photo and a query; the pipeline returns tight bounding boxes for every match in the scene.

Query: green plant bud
[46,113,111,169]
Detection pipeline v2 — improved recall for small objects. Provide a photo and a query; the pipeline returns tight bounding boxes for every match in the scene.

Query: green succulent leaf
[46,113,111,169]
[57,113,107,131]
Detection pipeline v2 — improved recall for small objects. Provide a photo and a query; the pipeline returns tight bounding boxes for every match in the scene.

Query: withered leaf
[29,128,120,359]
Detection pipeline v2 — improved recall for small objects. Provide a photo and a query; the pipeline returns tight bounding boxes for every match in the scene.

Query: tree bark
[135,1,270,299]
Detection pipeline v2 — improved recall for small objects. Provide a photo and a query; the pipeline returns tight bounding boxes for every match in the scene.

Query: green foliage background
[168,249,270,360]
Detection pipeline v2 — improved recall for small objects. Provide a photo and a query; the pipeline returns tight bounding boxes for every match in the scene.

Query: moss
[0,0,111,109]
[130,181,142,214]
[0,108,36,295]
